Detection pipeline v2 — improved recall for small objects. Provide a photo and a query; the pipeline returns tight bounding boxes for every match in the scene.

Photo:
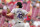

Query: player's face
[16,5,19,8]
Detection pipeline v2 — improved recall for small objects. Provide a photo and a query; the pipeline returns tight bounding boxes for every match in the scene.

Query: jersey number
[17,14,23,18]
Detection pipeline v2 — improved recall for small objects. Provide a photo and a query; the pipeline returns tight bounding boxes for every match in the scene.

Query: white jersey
[11,8,28,22]
[12,22,30,27]
[9,8,28,27]
[11,8,28,18]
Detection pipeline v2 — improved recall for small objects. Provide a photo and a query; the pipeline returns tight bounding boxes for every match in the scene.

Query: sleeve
[11,9,15,13]
[22,10,28,15]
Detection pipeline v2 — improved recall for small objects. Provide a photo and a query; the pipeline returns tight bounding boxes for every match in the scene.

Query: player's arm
[24,4,32,23]
[27,8,32,16]
[6,13,14,16]
[6,9,15,16]
[26,4,32,16]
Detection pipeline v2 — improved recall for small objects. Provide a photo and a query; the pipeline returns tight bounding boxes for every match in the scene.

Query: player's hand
[6,13,14,16]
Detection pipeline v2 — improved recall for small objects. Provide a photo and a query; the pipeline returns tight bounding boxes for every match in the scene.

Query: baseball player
[6,2,32,27]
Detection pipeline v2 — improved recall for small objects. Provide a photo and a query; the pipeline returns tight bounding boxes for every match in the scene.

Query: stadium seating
[0,0,40,27]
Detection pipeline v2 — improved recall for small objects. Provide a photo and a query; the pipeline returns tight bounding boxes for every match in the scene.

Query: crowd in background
[31,0,40,27]
[0,0,40,27]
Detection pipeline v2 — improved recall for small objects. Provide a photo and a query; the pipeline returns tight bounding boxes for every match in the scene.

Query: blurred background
[0,0,40,27]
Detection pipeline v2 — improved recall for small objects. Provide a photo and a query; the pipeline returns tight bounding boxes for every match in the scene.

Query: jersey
[11,8,28,22]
